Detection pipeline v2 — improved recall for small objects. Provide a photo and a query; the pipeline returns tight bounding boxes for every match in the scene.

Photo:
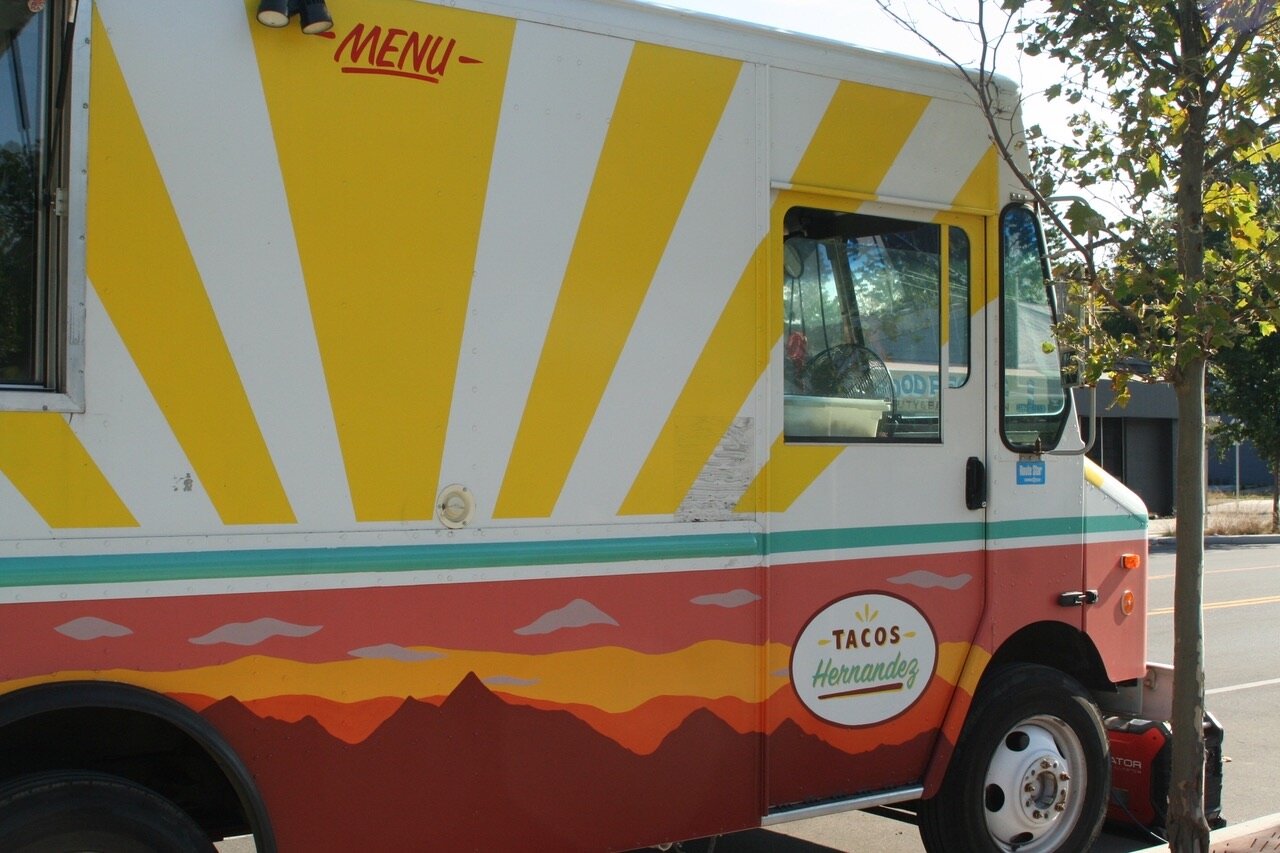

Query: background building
[1074,381,1271,519]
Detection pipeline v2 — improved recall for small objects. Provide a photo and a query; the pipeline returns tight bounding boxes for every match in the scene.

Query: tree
[1209,332,1280,531]
[876,1,1280,850]
[1208,158,1280,531]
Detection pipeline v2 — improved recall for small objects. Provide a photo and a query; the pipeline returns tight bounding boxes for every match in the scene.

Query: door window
[782,207,966,443]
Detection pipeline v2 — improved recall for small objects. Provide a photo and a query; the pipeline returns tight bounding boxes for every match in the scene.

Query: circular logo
[791,593,937,727]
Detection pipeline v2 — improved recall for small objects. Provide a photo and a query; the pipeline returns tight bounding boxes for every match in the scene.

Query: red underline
[818,682,904,700]
[339,67,440,83]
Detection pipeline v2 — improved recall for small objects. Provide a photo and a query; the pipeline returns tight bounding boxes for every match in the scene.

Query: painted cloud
[690,589,760,608]
[348,644,442,662]
[189,617,321,646]
[514,599,618,635]
[55,617,133,640]
[888,570,972,591]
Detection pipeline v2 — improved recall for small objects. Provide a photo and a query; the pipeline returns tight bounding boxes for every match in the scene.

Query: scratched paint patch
[790,593,937,728]
[677,417,754,522]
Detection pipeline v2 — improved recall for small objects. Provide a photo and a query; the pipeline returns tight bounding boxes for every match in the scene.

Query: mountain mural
[202,672,928,852]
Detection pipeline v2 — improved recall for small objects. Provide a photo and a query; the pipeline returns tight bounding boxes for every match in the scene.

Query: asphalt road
[217,539,1280,852]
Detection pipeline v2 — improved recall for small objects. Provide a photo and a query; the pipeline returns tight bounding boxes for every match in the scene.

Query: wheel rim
[981,714,1087,852]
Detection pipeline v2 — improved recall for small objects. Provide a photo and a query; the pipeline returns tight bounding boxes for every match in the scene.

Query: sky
[640,0,1062,116]
[634,0,1125,213]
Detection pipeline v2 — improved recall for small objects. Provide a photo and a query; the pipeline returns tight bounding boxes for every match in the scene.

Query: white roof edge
[443,0,1025,103]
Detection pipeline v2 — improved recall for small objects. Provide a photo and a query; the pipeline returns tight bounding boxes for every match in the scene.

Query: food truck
[0,0,1151,849]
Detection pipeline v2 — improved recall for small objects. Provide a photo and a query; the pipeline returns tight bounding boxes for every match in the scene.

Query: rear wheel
[0,771,215,853]
[919,664,1109,853]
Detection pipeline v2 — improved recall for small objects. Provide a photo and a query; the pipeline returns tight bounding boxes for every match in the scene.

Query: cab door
[763,198,988,811]
[983,207,1085,645]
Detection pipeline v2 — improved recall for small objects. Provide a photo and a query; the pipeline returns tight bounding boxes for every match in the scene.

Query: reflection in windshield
[1000,207,1068,451]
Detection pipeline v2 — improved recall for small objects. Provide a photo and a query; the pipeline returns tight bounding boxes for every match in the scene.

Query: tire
[0,771,215,853]
[919,664,1109,853]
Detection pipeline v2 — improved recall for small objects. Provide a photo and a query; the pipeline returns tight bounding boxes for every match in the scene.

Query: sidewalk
[1139,500,1280,851]
[1136,814,1280,851]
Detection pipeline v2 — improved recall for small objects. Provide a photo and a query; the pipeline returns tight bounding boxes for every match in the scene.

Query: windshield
[999,206,1068,452]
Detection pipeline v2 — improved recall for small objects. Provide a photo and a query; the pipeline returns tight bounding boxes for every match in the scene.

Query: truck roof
[462,0,1021,103]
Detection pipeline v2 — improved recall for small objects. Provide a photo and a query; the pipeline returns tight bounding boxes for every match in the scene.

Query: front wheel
[919,664,1109,853]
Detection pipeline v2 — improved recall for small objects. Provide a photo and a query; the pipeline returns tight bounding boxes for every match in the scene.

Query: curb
[1148,534,1280,546]
[1134,813,1280,852]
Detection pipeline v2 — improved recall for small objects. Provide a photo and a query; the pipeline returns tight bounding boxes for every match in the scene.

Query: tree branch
[1206,113,1280,173]
[874,0,1144,329]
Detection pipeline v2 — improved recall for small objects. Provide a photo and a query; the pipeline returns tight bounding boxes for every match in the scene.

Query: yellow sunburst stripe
[87,12,293,525]
[620,238,769,515]
[251,5,514,521]
[790,82,931,193]
[0,413,136,528]
[951,147,999,308]
[494,46,742,519]
[624,82,930,516]
[733,433,841,513]
[950,146,998,217]
[1084,458,1107,488]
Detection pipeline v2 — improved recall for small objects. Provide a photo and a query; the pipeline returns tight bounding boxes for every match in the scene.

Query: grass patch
[1204,513,1278,536]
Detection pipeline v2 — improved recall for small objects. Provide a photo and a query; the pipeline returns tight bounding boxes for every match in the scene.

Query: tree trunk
[1165,2,1212,849]
[1166,361,1210,852]
[1272,467,1279,533]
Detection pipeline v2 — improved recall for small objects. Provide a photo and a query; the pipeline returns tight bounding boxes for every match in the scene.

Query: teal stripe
[0,513,1146,589]
[987,514,1147,541]
[1087,514,1149,534]
[764,514,1143,557]
[0,532,761,588]
[766,521,985,555]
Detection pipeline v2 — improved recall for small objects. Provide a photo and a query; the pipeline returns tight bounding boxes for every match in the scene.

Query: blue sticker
[1016,460,1046,485]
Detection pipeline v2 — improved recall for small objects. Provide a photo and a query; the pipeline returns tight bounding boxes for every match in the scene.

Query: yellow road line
[1148,593,1280,616]
[1149,564,1280,581]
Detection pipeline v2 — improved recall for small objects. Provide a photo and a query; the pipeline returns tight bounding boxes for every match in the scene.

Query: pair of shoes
[256,0,333,35]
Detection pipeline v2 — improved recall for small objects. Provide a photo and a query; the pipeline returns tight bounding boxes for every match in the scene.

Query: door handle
[1058,590,1100,607]
[965,457,987,510]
